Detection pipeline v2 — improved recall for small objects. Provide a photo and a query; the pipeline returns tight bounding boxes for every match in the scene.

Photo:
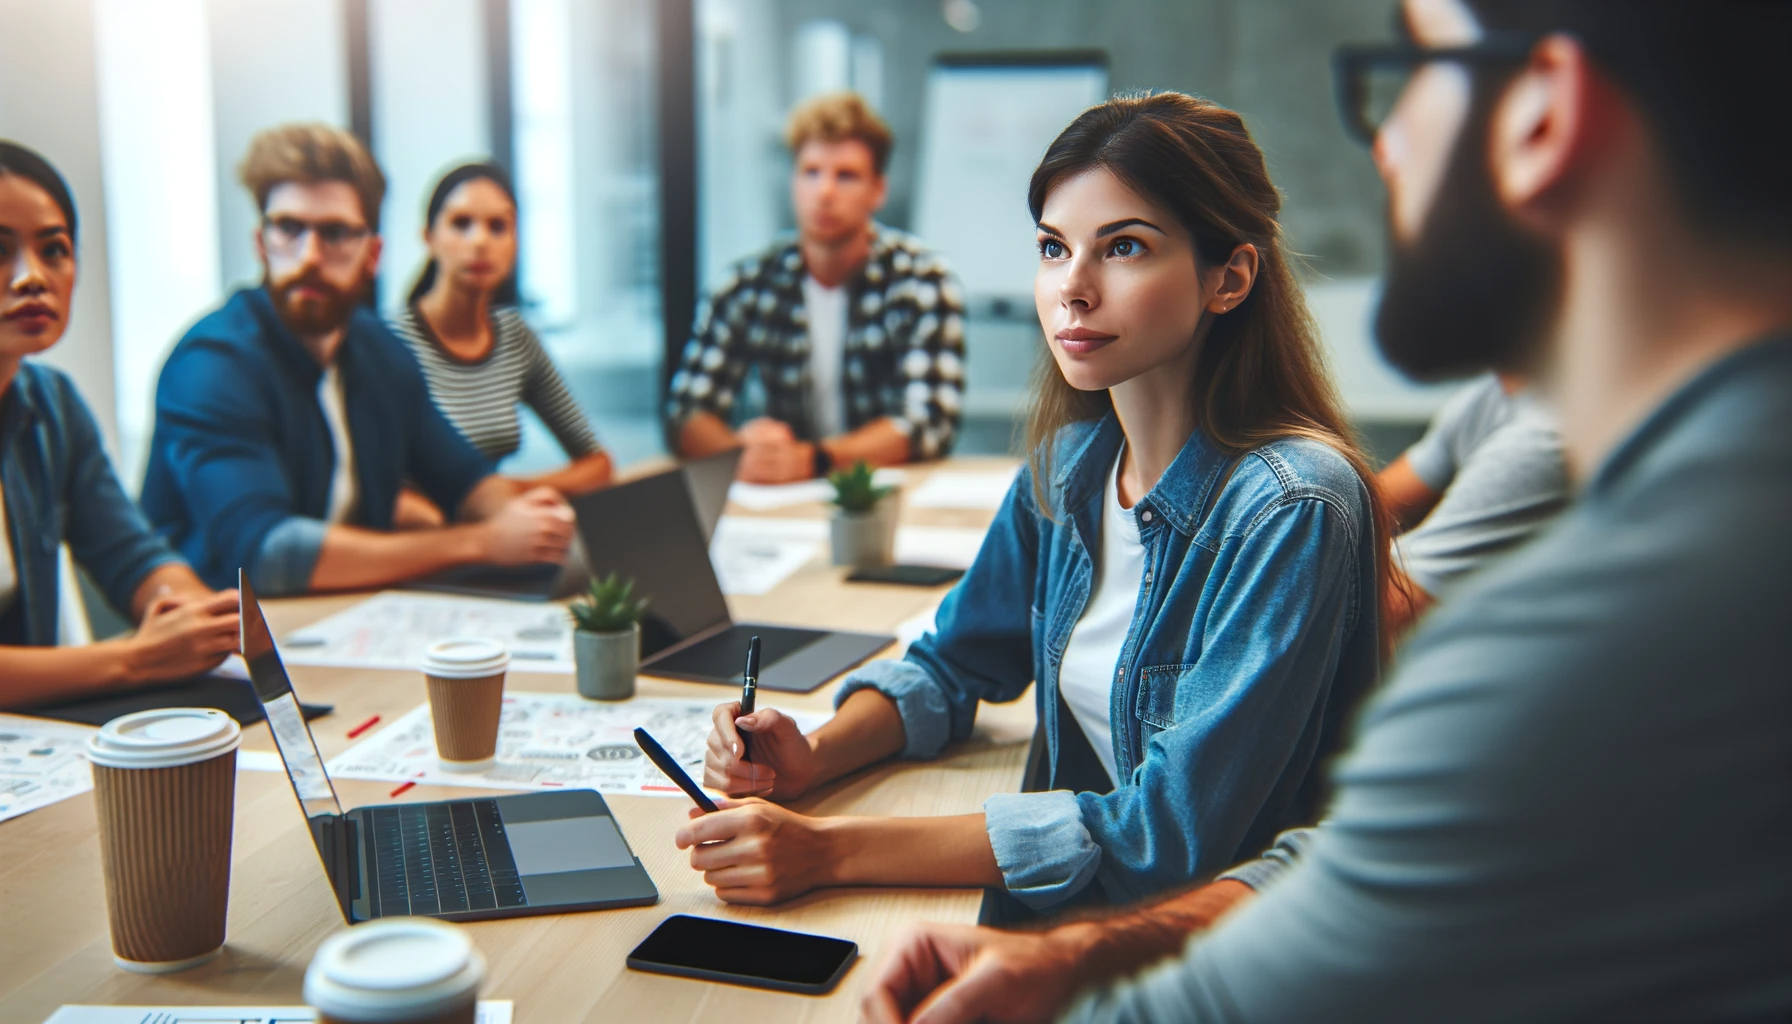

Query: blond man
[141,123,575,595]
[667,92,966,482]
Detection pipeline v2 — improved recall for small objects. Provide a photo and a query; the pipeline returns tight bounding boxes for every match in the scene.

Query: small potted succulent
[569,574,650,701]
[828,459,899,568]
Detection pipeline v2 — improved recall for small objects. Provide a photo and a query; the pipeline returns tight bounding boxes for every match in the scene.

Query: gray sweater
[1068,336,1792,1022]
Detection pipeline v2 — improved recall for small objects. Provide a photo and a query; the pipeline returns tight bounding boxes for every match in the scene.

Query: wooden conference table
[0,457,1034,1023]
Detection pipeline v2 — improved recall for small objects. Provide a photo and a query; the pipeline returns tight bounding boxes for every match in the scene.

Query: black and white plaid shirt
[665,226,967,459]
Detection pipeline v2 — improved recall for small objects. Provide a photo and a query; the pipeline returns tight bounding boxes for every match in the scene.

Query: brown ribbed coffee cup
[86,708,241,973]
[308,918,484,1023]
[420,639,509,772]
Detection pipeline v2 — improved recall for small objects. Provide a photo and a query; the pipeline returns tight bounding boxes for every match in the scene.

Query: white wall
[0,0,122,454]
[93,0,222,481]
[207,0,350,293]
[370,0,491,313]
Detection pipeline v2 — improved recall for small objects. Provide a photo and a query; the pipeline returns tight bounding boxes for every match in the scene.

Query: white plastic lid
[305,918,485,1020]
[86,708,241,770]
[419,638,510,680]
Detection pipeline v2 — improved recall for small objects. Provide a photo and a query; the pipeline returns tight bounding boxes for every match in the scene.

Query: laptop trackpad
[507,816,635,875]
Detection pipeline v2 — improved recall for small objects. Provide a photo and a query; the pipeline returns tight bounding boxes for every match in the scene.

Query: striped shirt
[391,306,601,463]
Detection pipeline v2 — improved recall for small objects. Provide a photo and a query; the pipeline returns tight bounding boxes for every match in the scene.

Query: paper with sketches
[908,468,1020,509]
[728,468,906,511]
[326,693,830,798]
[44,1001,513,1024]
[279,592,574,674]
[0,714,95,824]
[895,526,987,570]
[710,516,826,595]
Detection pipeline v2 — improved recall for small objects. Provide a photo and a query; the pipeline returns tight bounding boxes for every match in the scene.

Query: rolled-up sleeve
[250,516,331,597]
[984,790,1101,909]
[833,471,1040,757]
[1217,827,1316,892]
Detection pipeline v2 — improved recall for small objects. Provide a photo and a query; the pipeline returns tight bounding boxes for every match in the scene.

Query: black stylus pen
[738,635,760,762]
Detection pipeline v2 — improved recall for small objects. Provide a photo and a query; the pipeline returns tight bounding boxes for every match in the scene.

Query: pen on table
[389,781,416,798]
[347,715,381,739]
[738,635,760,762]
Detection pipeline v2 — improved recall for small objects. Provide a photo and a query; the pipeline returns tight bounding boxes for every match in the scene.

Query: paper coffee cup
[86,707,241,973]
[421,639,509,772]
[306,918,484,1024]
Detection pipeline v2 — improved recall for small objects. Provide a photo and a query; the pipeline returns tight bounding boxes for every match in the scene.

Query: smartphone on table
[627,914,858,994]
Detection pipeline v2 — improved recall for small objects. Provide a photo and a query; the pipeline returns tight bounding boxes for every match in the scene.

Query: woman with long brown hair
[679,93,1393,913]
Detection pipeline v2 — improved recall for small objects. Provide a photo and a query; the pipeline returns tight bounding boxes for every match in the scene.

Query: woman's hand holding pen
[705,701,821,800]
[675,797,836,905]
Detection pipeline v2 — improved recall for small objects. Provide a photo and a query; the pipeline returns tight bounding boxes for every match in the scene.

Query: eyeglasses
[1332,32,1539,146]
[262,216,372,263]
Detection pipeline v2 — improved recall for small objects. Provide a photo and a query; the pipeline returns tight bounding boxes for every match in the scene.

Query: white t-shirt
[319,364,358,524]
[1058,450,1148,788]
[802,275,849,438]
[0,480,15,618]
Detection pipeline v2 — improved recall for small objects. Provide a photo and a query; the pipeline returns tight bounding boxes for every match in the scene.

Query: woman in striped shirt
[391,163,611,526]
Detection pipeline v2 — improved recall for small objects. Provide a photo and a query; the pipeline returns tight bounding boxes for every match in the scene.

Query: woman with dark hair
[680,93,1395,913]
[389,162,610,526]
[0,140,239,708]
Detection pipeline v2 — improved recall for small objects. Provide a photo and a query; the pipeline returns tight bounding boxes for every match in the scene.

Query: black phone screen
[846,563,965,586]
[627,915,857,991]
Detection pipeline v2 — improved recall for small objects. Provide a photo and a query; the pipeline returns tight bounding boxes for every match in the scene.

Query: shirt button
[1141,509,1153,523]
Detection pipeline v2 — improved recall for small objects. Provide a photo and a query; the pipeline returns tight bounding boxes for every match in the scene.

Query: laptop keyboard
[366,799,527,917]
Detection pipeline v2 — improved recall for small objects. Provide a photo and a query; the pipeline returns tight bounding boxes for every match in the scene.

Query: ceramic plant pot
[575,624,639,701]
[830,494,899,569]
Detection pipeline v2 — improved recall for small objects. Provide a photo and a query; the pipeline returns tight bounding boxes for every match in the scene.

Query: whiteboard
[913,56,1109,302]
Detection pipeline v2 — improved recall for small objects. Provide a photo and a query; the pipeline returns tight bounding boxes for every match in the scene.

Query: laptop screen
[238,571,356,919]
[680,447,743,545]
[572,466,733,657]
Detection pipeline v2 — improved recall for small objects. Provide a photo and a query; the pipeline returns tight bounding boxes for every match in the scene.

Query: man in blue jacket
[142,124,575,595]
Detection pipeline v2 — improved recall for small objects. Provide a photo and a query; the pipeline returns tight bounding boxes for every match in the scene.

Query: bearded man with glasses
[863,1,1792,1021]
[142,123,578,596]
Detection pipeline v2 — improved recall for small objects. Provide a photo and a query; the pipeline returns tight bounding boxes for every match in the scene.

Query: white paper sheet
[279,592,575,674]
[894,526,988,570]
[709,516,827,595]
[728,468,906,511]
[325,693,830,798]
[44,1000,513,1023]
[908,468,1019,509]
[0,714,95,824]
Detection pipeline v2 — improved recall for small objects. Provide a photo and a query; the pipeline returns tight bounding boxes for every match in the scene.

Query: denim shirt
[140,288,492,594]
[837,414,1380,909]
[0,363,182,645]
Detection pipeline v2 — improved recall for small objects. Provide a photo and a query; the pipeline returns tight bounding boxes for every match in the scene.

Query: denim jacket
[0,363,182,644]
[837,414,1380,909]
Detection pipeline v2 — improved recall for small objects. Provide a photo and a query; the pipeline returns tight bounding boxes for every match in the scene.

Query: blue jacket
[838,414,1380,909]
[0,363,181,644]
[140,287,491,594]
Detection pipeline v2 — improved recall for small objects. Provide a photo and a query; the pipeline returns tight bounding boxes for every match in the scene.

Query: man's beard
[266,266,365,336]
[1375,92,1562,381]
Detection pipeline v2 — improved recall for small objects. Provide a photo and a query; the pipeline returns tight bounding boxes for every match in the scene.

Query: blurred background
[0,0,1450,486]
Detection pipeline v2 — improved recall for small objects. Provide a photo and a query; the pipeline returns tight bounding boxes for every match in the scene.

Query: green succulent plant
[569,573,650,634]
[827,459,896,514]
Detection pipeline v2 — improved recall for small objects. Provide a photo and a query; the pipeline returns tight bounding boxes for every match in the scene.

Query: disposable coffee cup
[421,639,509,772]
[306,918,485,1024]
[86,707,241,973]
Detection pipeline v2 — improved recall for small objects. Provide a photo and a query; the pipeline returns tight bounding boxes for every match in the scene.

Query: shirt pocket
[1134,662,1198,738]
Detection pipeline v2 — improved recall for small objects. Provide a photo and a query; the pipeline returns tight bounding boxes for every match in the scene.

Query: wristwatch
[811,442,834,478]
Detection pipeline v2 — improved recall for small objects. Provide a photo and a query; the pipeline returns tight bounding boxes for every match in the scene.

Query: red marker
[347,715,381,739]
[388,781,416,798]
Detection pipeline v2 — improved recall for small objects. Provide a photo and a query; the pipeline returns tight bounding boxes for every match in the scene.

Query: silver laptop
[238,571,660,922]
